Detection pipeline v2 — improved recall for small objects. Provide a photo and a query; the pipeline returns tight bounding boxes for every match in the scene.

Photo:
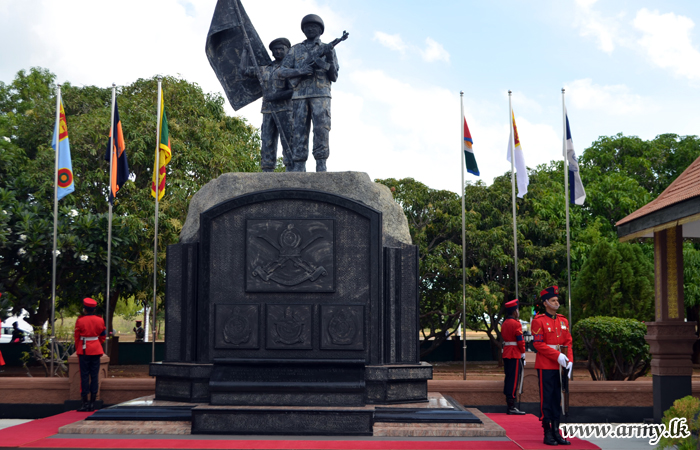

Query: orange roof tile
[617,154,700,226]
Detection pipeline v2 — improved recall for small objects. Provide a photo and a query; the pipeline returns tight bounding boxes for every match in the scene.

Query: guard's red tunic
[74,314,106,356]
[531,312,573,370]
[501,317,526,359]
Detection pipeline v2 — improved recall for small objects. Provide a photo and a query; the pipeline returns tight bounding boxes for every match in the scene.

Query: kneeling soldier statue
[502,299,526,415]
[74,297,106,412]
[532,286,573,446]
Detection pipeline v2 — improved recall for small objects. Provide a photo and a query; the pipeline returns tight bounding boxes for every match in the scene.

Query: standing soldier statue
[531,286,573,446]
[280,14,344,172]
[74,297,106,412]
[501,299,526,415]
[240,38,294,172]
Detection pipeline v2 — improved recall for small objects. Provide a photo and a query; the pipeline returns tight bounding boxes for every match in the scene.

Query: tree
[0,67,262,327]
[571,240,655,326]
[376,178,463,357]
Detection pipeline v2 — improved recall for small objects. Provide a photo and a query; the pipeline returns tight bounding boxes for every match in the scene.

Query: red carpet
[21,439,521,449]
[0,411,600,450]
[486,413,600,450]
[0,411,92,447]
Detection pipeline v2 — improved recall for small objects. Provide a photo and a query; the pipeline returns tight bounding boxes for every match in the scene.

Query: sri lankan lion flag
[151,88,171,200]
[52,101,74,200]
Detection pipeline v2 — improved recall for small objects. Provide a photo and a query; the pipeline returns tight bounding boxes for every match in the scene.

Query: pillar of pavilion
[616,157,700,422]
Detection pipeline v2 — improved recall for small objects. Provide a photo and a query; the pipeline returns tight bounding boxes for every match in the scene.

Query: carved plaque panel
[246,219,334,293]
[266,304,313,350]
[321,305,365,350]
[215,304,259,349]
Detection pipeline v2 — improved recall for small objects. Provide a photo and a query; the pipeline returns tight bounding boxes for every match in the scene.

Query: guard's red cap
[505,299,519,309]
[540,286,559,302]
[83,298,97,308]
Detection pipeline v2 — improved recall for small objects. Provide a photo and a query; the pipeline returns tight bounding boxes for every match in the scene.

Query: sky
[1,0,700,193]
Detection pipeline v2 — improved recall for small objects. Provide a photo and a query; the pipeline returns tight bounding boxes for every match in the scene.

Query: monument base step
[68,394,500,437]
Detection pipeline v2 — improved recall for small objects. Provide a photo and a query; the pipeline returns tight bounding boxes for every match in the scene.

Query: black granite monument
[150,183,434,434]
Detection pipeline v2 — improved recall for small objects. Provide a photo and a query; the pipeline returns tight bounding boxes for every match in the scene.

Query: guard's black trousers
[538,368,562,421]
[503,358,523,400]
[79,354,101,397]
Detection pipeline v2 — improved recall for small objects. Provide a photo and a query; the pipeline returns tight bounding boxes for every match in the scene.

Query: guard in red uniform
[532,286,573,446]
[502,299,526,415]
[74,298,106,412]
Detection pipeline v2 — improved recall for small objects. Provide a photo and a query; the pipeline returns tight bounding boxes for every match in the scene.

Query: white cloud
[564,78,647,115]
[509,92,543,115]
[573,0,619,54]
[373,32,408,54]
[634,8,700,81]
[373,32,449,64]
[420,38,450,63]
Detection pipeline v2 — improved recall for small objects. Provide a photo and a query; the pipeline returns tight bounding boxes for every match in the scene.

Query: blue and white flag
[565,111,585,205]
[52,101,74,200]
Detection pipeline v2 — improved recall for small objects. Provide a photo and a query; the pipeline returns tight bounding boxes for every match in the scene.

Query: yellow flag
[151,88,171,200]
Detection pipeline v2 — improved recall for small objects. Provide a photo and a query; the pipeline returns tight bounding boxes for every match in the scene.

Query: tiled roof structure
[617,154,700,226]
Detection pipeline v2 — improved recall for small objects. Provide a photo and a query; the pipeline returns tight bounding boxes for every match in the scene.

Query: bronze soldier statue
[240,38,294,172]
[280,14,340,172]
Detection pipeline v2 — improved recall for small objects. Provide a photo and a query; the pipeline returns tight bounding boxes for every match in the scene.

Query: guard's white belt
[80,336,98,350]
[504,342,518,346]
[548,344,560,350]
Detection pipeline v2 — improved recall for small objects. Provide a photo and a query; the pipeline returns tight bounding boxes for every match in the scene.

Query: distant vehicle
[0,322,33,344]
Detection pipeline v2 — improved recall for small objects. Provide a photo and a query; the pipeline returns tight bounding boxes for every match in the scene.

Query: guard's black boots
[77,396,90,412]
[543,420,559,446]
[88,393,97,412]
[552,420,571,445]
[506,398,526,415]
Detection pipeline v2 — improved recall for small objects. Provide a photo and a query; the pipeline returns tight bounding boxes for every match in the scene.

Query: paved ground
[0,419,32,430]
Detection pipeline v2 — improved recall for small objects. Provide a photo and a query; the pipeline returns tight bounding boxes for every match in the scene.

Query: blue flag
[565,111,586,206]
[52,101,74,200]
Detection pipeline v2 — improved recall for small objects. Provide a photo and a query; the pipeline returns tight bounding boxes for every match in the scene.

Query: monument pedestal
[148,173,447,434]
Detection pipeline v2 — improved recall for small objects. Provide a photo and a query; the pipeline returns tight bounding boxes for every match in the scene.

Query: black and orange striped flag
[104,99,129,204]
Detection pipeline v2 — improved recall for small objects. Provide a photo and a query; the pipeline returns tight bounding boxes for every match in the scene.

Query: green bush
[573,316,650,380]
[657,395,699,450]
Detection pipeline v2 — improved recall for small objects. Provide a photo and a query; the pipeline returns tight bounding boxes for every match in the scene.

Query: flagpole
[105,83,116,355]
[152,78,163,363]
[460,91,467,381]
[50,84,61,377]
[562,88,572,327]
[508,91,519,300]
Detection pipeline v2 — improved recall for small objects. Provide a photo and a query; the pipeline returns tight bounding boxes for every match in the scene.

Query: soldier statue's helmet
[269,38,291,50]
[301,14,325,34]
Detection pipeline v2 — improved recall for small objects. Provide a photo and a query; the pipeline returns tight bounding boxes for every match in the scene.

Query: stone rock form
[180,172,411,247]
